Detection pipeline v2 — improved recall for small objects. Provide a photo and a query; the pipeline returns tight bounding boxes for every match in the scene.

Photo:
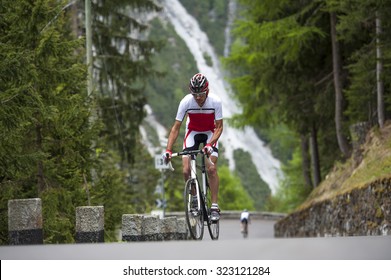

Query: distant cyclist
[240,209,250,237]
[163,73,223,221]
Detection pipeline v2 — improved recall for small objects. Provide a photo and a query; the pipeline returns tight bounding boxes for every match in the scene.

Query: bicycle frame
[168,149,219,240]
[189,152,207,212]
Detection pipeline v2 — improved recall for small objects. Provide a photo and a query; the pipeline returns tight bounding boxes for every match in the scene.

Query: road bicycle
[168,149,219,240]
[241,219,248,238]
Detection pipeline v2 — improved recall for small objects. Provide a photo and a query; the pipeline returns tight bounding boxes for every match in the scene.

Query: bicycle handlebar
[166,149,214,171]
[171,149,203,157]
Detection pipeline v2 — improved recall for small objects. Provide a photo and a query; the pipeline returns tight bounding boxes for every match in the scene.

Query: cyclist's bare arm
[166,120,182,152]
[208,119,223,146]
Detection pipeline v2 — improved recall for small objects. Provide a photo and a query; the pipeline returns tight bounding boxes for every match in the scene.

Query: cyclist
[163,73,223,221]
[240,209,250,235]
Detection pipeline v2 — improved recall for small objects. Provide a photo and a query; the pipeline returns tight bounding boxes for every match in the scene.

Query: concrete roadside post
[161,216,178,240]
[122,214,144,242]
[143,215,162,241]
[8,198,43,245]
[75,206,104,243]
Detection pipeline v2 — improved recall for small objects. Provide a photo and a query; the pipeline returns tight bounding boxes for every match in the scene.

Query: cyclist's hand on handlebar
[162,149,172,164]
[204,143,213,156]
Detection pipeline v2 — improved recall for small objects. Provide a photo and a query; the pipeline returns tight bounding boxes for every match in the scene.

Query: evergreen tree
[224,0,339,191]
[90,0,163,166]
[326,0,391,126]
[0,0,98,244]
[224,0,391,210]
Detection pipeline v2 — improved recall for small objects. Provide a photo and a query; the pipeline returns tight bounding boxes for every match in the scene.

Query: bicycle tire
[242,222,248,238]
[184,178,204,240]
[203,185,219,240]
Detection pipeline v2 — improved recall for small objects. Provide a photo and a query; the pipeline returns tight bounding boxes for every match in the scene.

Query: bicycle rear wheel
[184,179,204,240]
[242,221,248,238]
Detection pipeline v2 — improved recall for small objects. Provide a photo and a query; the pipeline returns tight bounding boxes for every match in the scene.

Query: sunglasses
[191,91,207,97]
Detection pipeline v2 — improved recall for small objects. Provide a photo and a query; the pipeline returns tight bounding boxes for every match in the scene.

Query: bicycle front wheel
[204,188,219,240]
[206,208,219,240]
[184,179,204,240]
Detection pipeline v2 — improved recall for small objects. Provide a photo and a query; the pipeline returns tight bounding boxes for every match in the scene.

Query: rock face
[274,178,391,237]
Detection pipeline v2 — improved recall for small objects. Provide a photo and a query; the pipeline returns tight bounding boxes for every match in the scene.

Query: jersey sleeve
[214,97,223,120]
[175,96,188,122]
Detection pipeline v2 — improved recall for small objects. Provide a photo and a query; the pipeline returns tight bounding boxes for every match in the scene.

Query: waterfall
[146,0,282,193]
[140,105,169,156]
[224,0,237,58]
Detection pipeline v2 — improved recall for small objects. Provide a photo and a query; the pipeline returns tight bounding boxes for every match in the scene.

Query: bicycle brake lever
[167,161,175,171]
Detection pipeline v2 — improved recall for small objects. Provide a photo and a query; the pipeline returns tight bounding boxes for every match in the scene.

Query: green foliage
[127,145,161,215]
[226,0,334,133]
[223,0,391,211]
[218,165,255,211]
[41,188,79,244]
[267,147,312,213]
[233,149,270,210]
[0,182,25,244]
[327,0,391,125]
[345,46,376,122]
[252,123,298,165]
[92,0,163,165]
[0,0,98,244]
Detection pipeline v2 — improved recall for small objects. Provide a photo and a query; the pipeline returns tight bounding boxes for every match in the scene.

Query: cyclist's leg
[182,131,205,198]
[200,130,219,205]
[203,131,220,221]
[207,155,219,204]
[207,154,221,222]
[182,130,198,186]
[240,219,246,232]
[182,156,191,182]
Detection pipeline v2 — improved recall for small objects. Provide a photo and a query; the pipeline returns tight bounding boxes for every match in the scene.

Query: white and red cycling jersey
[175,92,223,154]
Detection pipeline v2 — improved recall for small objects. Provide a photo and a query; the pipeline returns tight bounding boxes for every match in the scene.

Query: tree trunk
[310,123,321,187]
[300,134,313,189]
[376,11,385,128]
[330,12,351,158]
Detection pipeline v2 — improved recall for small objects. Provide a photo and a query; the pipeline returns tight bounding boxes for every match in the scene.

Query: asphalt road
[1,218,390,260]
[205,218,276,240]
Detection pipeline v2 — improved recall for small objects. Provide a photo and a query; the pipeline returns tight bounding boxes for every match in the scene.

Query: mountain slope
[298,121,391,211]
